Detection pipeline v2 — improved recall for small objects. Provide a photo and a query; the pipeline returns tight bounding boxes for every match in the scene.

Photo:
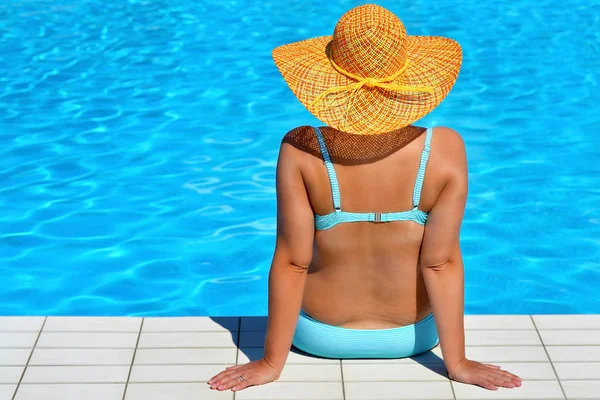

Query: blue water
[1,0,599,316]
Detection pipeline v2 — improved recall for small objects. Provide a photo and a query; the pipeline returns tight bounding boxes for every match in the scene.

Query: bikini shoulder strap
[412,127,433,209]
[314,127,341,211]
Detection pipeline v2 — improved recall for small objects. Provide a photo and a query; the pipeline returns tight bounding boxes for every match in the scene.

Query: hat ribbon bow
[310,55,435,114]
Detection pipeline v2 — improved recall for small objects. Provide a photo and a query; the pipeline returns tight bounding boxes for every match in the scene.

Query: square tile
[239,331,265,347]
[22,366,130,383]
[539,330,600,345]
[44,317,141,332]
[278,364,342,381]
[475,362,557,380]
[138,332,237,348]
[241,317,267,332]
[36,332,138,348]
[533,314,600,329]
[29,348,135,366]
[143,317,238,332]
[343,362,448,381]
[134,348,237,365]
[0,332,38,348]
[464,330,542,346]
[238,348,339,365]
[0,317,44,332]
[235,382,343,399]
[129,365,229,383]
[452,380,564,399]
[345,381,453,399]
[0,385,17,400]
[14,383,125,400]
[0,349,32,366]
[0,366,24,384]
[464,346,549,362]
[125,383,233,400]
[546,346,600,362]
[561,380,600,399]
[464,315,535,330]
[553,362,600,380]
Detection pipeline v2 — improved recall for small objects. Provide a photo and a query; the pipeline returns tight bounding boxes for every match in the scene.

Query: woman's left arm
[209,140,315,392]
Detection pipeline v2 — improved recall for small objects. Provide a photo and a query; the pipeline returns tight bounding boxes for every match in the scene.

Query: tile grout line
[12,361,600,366]
[18,328,600,333]
[38,330,239,333]
[449,374,457,400]
[28,346,240,350]
[15,344,600,350]
[233,317,240,400]
[237,343,600,348]
[12,316,47,400]
[3,378,580,384]
[15,360,577,366]
[122,317,144,400]
[340,359,346,400]
[530,315,568,400]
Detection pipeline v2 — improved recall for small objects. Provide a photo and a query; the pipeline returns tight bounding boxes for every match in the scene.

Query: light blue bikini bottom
[292,309,440,359]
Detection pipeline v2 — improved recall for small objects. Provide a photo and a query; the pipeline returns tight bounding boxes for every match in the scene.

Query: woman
[209,4,522,393]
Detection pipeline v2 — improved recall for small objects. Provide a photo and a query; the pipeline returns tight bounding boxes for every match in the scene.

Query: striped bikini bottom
[292,309,440,359]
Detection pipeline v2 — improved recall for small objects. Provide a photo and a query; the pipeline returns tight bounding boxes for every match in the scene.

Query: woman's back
[283,125,462,329]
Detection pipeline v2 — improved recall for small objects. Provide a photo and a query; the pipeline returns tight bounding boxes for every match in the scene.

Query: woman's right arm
[420,127,522,391]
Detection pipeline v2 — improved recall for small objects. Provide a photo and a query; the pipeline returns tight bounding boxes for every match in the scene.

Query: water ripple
[0,0,598,316]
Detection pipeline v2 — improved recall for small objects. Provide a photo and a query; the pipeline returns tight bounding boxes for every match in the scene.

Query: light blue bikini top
[314,126,433,231]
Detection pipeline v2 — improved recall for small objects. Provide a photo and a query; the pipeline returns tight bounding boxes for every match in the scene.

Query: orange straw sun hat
[272,3,462,135]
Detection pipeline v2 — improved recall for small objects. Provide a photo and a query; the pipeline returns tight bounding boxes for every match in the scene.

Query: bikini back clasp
[313,126,433,230]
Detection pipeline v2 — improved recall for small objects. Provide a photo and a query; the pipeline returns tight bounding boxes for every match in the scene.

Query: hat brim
[272,35,462,134]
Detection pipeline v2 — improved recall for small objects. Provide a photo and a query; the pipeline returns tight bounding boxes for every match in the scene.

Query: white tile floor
[0,315,599,400]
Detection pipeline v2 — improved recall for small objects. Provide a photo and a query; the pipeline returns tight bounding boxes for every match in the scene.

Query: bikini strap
[314,127,341,211]
[412,127,433,209]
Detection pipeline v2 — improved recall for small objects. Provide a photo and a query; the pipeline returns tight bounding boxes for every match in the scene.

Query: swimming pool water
[1,0,599,316]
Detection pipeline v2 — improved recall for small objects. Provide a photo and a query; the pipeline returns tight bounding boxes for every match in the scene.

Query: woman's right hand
[447,358,523,390]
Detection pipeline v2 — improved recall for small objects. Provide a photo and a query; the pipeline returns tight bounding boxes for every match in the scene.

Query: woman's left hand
[208,358,281,392]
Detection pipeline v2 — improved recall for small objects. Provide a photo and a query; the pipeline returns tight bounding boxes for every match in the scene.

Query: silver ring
[238,375,244,382]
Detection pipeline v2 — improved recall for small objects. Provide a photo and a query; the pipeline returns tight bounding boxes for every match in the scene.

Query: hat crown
[331,4,408,79]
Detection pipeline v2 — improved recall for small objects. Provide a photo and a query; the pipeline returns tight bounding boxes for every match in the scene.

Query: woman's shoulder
[432,126,465,147]
[430,126,468,180]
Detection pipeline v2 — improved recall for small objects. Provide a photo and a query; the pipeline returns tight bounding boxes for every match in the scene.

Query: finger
[493,369,521,381]
[232,377,253,392]
[215,374,248,391]
[212,365,242,380]
[481,379,498,391]
[209,369,244,387]
[500,370,523,386]
[208,370,231,385]
[489,371,517,388]
[502,370,523,382]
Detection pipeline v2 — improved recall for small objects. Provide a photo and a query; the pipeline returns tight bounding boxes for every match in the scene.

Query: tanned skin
[209,126,523,392]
